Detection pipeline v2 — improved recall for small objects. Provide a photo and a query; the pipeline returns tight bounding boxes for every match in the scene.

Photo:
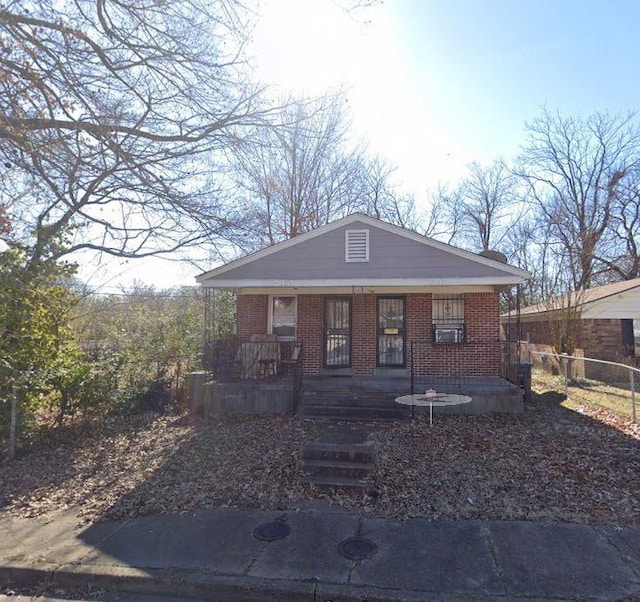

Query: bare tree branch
[0,0,274,271]
[515,108,640,289]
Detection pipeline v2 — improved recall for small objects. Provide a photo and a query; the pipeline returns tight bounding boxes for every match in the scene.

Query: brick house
[197,214,529,380]
[503,278,640,377]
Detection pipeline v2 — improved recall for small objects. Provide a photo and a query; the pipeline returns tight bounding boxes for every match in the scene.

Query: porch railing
[204,339,301,381]
[292,342,304,413]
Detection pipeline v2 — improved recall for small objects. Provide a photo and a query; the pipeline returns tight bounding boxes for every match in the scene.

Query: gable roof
[512,277,640,319]
[197,213,530,289]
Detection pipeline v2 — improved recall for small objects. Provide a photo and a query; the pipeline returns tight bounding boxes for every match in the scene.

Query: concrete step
[302,394,402,407]
[302,404,410,422]
[299,458,376,479]
[299,427,378,489]
[301,388,412,423]
[298,474,372,490]
[300,441,376,463]
[302,412,407,423]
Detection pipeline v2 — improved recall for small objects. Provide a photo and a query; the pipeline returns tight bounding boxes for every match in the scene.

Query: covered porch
[200,337,525,418]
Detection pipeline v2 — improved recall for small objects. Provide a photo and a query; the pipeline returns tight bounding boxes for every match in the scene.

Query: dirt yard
[1,378,639,527]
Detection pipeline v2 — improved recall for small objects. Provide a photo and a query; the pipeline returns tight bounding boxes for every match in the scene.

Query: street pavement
[1,503,640,601]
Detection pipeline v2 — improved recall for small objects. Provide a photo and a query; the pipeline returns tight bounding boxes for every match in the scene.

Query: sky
[86,0,640,292]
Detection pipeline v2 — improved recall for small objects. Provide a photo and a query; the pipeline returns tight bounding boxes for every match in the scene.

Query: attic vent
[345,229,369,263]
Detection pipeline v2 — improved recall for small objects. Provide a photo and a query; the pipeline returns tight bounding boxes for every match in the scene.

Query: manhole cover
[253,521,291,542]
[338,537,378,560]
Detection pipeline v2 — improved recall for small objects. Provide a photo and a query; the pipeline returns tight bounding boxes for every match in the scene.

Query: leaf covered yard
[1,385,639,528]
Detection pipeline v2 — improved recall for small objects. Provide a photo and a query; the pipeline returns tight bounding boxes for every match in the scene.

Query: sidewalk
[1,504,640,601]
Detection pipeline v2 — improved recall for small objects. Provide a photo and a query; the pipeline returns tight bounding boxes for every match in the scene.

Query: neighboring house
[197,213,529,382]
[503,278,640,375]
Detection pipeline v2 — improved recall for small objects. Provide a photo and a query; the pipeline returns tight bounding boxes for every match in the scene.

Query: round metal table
[395,393,472,425]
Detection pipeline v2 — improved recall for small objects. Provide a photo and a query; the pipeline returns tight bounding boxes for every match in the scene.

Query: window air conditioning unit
[435,328,463,344]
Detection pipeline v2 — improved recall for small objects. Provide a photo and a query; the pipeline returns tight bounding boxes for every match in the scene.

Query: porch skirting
[414,377,524,415]
[203,381,294,416]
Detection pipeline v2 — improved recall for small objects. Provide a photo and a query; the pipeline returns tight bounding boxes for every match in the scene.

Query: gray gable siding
[210,221,509,282]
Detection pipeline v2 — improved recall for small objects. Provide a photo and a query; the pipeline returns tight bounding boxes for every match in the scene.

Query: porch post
[203,287,214,371]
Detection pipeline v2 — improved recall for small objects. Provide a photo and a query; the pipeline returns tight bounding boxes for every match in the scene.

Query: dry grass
[1,381,639,527]
[533,368,638,420]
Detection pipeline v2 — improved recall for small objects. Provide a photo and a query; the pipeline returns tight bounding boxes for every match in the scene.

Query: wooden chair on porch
[250,334,279,380]
[280,341,303,376]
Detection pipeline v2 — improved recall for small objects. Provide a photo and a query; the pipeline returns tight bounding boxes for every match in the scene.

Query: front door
[324,297,352,367]
[377,297,406,367]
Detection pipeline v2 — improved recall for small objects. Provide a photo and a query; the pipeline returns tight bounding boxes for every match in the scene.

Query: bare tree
[421,184,462,243]
[596,166,640,282]
[501,216,546,308]
[228,93,367,249]
[355,155,418,230]
[459,160,519,251]
[516,109,640,290]
[0,0,271,271]
[429,160,519,252]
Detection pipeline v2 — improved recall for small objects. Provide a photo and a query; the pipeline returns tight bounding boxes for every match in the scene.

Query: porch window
[270,296,296,339]
[432,294,465,343]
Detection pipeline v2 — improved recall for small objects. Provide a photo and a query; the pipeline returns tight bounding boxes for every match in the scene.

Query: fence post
[630,368,637,424]
[410,342,415,396]
[562,354,569,398]
[9,382,18,461]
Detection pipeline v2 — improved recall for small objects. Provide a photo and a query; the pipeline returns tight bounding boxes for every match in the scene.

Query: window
[432,294,465,343]
[621,318,640,357]
[345,229,369,262]
[270,296,296,339]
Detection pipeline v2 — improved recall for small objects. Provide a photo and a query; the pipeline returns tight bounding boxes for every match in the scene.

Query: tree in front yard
[0,0,273,456]
[0,0,271,270]
[0,247,95,448]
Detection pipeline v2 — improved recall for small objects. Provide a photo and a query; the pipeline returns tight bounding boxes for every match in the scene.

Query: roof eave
[199,276,528,289]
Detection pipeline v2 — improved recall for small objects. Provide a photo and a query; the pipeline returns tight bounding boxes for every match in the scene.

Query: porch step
[300,441,377,463]
[299,458,375,479]
[299,439,376,490]
[302,404,410,422]
[298,474,372,489]
[301,390,411,422]
[302,392,404,406]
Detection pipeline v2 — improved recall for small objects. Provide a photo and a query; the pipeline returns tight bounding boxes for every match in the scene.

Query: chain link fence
[519,344,638,422]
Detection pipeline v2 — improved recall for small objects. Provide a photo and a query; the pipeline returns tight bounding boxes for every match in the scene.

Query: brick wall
[580,319,626,363]
[407,294,431,341]
[410,293,501,378]
[297,295,324,374]
[517,316,633,380]
[519,317,627,362]
[518,319,556,349]
[352,294,377,374]
[236,295,268,340]
[292,291,502,377]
